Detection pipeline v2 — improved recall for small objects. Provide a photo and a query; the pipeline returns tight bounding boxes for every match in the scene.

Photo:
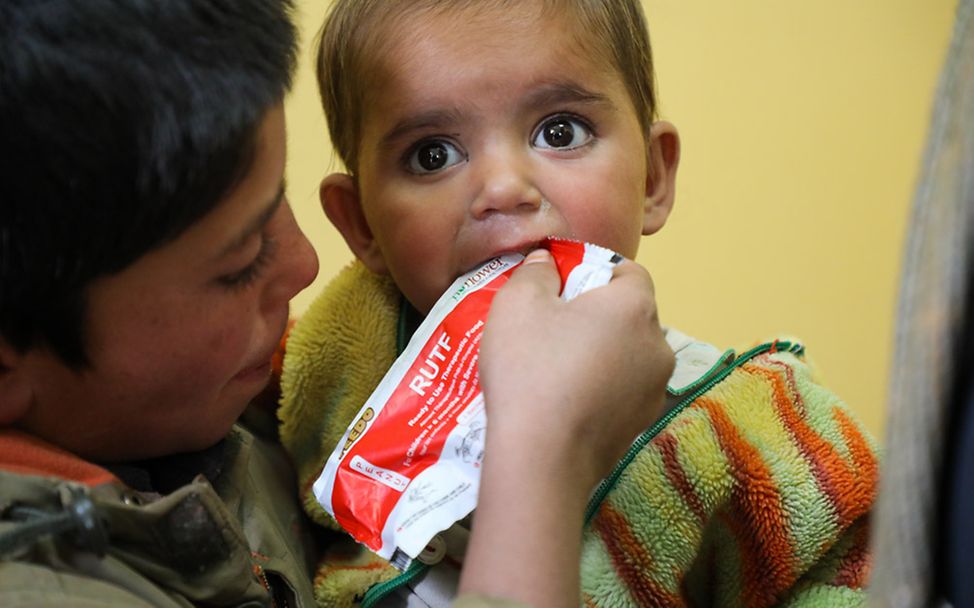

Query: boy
[279,0,879,606]
[0,0,321,604]
[0,1,670,605]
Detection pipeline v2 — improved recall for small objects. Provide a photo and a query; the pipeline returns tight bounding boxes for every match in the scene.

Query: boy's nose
[264,204,319,310]
[469,151,543,218]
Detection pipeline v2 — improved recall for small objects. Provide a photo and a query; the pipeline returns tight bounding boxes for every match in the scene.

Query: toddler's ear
[320,173,388,274]
[642,121,681,236]
[0,341,33,425]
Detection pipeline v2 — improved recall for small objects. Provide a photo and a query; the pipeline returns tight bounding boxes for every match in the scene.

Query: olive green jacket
[0,407,318,607]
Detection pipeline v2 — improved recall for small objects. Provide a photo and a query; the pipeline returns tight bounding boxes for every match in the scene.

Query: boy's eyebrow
[218,180,286,258]
[380,108,465,147]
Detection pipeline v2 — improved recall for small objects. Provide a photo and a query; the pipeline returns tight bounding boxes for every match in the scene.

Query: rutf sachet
[313,238,622,568]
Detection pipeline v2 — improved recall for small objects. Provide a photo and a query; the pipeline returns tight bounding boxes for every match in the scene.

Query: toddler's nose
[469,151,543,218]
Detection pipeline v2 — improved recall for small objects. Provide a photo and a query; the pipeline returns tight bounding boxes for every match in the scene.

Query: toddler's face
[347,5,667,314]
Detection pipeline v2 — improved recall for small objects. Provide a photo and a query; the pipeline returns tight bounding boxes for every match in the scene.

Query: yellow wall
[284,1,957,438]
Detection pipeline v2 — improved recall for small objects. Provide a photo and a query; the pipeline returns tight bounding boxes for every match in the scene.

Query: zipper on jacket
[583,339,803,523]
[361,560,429,608]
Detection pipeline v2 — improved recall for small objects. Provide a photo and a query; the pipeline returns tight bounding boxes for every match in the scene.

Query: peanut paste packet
[313,237,622,567]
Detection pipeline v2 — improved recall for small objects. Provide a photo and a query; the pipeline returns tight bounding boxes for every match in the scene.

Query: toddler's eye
[532,116,593,150]
[406,139,465,174]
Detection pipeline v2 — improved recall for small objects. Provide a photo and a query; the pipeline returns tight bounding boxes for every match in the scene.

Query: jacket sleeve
[775,515,871,607]
[581,348,878,607]
[0,561,157,608]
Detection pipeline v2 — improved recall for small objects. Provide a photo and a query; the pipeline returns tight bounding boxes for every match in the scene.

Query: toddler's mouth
[461,239,547,277]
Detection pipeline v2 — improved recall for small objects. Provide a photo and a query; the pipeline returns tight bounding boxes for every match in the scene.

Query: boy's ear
[642,121,681,236]
[0,340,33,425]
[320,173,388,274]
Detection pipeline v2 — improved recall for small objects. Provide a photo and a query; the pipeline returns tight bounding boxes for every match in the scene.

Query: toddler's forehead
[362,3,612,76]
[344,1,632,167]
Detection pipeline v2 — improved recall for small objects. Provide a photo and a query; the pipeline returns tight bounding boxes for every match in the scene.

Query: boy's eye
[217,235,276,290]
[532,116,593,150]
[405,139,465,174]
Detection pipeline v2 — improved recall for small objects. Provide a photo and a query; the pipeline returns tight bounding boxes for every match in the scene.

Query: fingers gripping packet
[312,238,622,567]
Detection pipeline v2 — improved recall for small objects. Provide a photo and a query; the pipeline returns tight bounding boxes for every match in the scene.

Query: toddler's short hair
[317,0,658,173]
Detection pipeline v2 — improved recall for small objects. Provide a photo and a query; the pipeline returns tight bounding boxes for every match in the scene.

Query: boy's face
[10,105,319,461]
[325,4,677,314]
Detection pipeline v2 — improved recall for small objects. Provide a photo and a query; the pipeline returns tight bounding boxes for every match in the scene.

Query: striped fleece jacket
[278,261,878,607]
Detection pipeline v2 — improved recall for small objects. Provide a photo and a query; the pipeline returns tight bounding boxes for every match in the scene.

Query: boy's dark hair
[317,0,658,174]
[0,0,297,366]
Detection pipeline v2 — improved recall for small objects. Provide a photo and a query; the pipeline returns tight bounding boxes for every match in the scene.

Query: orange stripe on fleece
[593,501,683,606]
[0,430,117,486]
[832,516,872,589]
[657,432,707,525]
[747,361,873,528]
[835,407,879,511]
[700,396,794,608]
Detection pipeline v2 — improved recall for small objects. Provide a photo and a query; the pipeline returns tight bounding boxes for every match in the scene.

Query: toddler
[278,1,878,606]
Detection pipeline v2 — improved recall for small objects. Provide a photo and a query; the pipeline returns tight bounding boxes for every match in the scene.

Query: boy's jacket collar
[0,430,117,487]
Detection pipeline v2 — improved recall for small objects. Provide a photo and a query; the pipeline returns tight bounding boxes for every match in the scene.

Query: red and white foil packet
[312,238,623,566]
